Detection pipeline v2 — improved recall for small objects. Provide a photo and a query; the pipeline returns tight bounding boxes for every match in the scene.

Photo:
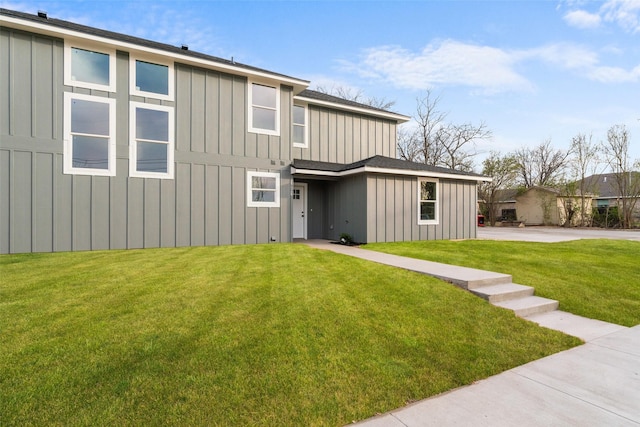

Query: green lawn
[1,244,580,426]
[365,239,640,327]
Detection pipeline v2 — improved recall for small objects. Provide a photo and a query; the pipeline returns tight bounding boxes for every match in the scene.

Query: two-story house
[0,8,486,254]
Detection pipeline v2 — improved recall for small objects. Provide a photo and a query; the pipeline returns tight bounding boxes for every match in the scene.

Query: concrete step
[469,283,535,303]
[450,274,512,291]
[493,296,559,317]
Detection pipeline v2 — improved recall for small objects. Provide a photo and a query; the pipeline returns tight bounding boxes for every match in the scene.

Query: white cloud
[588,64,640,82]
[340,40,533,94]
[601,0,640,33]
[563,9,602,28]
[564,0,640,33]
[340,38,640,94]
[520,43,599,69]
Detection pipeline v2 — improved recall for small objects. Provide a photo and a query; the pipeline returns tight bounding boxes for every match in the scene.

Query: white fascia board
[292,166,491,182]
[1,14,310,92]
[294,95,411,123]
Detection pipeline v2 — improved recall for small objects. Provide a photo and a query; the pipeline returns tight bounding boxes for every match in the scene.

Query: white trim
[294,95,410,123]
[292,103,309,148]
[247,171,280,208]
[292,183,308,239]
[63,92,116,176]
[0,15,309,93]
[129,54,175,101]
[129,102,175,179]
[418,177,439,225]
[64,40,116,92]
[248,80,280,136]
[291,165,490,182]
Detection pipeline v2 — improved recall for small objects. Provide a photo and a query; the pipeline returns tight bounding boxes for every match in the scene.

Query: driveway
[477,226,640,242]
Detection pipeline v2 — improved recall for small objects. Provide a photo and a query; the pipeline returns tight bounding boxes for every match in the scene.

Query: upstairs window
[129,102,174,179]
[248,81,280,136]
[292,104,308,148]
[418,178,439,225]
[130,55,174,100]
[247,171,280,207]
[63,92,116,176]
[64,42,116,92]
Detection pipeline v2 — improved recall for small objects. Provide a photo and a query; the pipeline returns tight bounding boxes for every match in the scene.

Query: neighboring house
[578,173,640,217]
[0,8,487,254]
[500,187,590,226]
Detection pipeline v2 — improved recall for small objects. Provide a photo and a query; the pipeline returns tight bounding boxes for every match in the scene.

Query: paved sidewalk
[355,326,640,426]
[301,240,638,426]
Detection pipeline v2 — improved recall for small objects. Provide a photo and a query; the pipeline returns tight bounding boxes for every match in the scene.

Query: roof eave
[292,165,490,182]
[0,13,310,92]
[294,95,411,123]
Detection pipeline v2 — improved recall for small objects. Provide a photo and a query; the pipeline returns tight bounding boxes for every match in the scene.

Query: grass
[1,244,580,426]
[365,239,640,327]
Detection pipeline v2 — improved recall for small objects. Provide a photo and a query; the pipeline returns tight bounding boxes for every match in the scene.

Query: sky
[3,0,639,171]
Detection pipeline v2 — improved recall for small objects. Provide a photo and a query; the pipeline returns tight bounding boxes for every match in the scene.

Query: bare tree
[514,139,569,188]
[314,85,396,110]
[440,122,492,171]
[478,152,519,226]
[398,90,491,172]
[568,132,601,226]
[602,124,640,228]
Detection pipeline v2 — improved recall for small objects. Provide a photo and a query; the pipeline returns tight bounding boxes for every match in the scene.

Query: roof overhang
[294,95,411,123]
[291,165,491,182]
[0,13,310,93]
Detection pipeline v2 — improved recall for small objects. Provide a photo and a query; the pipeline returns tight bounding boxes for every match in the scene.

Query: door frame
[292,182,308,239]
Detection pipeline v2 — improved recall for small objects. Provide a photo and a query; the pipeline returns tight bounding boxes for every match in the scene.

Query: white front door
[292,184,306,239]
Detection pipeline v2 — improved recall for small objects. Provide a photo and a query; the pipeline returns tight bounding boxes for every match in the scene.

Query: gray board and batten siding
[0,24,403,253]
[1,28,289,253]
[295,173,477,244]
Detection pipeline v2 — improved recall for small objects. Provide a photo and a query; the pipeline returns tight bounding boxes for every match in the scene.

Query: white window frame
[129,54,174,101]
[247,171,280,208]
[63,92,116,176]
[417,177,439,225]
[248,80,280,136]
[129,102,175,179]
[292,103,308,148]
[64,41,116,92]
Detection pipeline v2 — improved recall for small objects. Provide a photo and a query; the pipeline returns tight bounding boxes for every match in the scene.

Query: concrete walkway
[301,240,638,426]
[478,226,640,242]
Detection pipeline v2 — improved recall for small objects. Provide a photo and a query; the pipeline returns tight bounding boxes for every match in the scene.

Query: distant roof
[578,172,640,198]
[494,189,519,202]
[292,155,488,181]
[0,8,308,87]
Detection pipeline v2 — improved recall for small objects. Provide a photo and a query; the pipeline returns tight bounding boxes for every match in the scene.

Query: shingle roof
[0,8,307,84]
[578,172,640,198]
[297,89,402,116]
[292,155,486,179]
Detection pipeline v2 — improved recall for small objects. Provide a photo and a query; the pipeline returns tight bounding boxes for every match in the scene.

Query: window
[129,102,174,179]
[63,93,116,176]
[247,171,280,207]
[248,81,280,136]
[292,104,308,148]
[418,178,439,224]
[130,55,174,100]
[64,42,116,92]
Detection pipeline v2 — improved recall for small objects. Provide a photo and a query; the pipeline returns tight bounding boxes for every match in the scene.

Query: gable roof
[295,90,410,123]
[0,8,309,92]
[292,156,489,182]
